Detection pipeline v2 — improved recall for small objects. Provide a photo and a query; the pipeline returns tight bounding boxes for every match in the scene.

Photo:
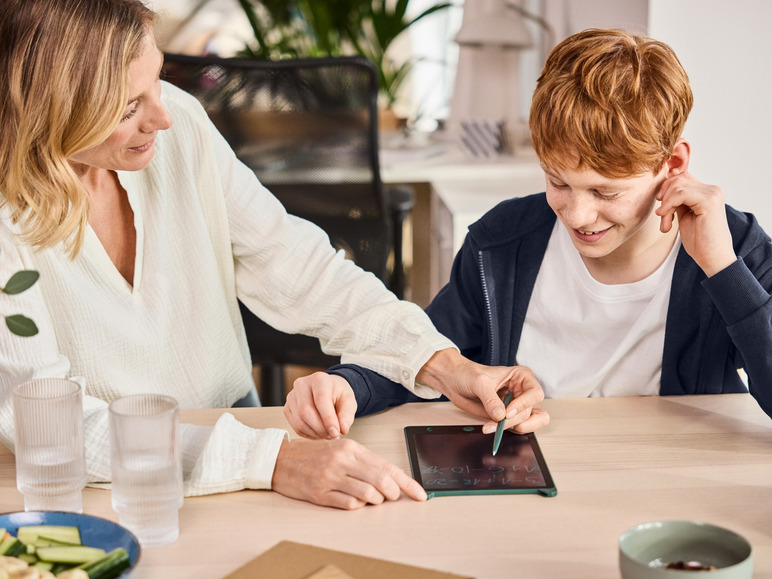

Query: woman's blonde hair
[0,0,155,256]
[529,28,693,179]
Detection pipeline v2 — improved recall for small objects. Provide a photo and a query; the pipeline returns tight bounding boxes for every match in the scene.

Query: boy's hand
[284,372,357,440]
[656,171,737,277]
[416,349,550,433]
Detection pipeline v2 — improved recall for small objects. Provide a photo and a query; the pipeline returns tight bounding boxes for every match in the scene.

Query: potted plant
[2,249,39,337]
[236,0,451,111]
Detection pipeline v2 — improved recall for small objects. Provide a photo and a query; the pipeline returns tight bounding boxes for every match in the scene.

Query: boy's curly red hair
[529,28,693,178]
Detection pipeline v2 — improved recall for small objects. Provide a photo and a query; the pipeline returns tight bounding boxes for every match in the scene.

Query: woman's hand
[284,372,357,439]
[271,438,427,509]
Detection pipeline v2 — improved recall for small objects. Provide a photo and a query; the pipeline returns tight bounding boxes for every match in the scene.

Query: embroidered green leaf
[5,314,39,337]
[3,270,40,295]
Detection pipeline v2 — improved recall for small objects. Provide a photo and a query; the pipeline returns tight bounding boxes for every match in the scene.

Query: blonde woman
[0,0,546,509]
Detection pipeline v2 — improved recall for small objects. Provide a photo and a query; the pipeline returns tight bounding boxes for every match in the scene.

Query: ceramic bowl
[619,520,752,578]
[0,511,140,577]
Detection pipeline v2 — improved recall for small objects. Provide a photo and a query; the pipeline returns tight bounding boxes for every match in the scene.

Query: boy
[283,28,772,439]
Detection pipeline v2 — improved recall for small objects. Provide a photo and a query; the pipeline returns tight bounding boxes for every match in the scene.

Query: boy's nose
[562,195,599,229]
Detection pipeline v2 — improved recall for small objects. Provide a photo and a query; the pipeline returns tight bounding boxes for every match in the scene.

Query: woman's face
[68,34,172,174]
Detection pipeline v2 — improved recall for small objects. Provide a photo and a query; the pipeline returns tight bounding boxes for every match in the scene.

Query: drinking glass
[109,394,183,548]
[13,378,87,513]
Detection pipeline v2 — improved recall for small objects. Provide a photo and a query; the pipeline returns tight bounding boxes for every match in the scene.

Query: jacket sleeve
[702,254,772,418]
[326,364,441,417]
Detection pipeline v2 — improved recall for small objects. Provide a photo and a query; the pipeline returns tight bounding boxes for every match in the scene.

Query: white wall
[649,0,772,231]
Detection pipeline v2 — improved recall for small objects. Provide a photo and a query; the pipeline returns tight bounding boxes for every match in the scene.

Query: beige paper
[305,563,356,579]
[223,540,473,579]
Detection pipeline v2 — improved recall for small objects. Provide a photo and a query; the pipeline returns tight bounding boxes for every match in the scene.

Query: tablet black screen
[404,425,557,496]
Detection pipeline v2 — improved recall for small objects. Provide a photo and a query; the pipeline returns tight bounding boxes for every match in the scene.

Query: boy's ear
[665,139,690,176]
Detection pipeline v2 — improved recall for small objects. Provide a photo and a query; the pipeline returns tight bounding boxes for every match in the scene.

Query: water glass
[13,378,87,513]
[109,394,183,548]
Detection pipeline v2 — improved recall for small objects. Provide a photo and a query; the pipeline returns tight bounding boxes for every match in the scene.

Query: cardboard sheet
[223,540,473,579]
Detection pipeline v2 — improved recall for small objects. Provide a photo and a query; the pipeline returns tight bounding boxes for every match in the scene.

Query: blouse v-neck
[83,170,144,294]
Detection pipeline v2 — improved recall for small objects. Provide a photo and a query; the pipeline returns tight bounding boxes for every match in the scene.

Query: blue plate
[0,511,140,577]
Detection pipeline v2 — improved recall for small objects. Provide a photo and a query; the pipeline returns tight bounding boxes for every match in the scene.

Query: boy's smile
[543,164,679,284]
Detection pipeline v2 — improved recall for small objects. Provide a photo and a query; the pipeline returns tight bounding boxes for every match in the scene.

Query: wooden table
[1,395,771,578]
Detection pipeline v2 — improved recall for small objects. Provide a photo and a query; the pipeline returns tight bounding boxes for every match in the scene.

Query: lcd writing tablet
[404,425,557,497]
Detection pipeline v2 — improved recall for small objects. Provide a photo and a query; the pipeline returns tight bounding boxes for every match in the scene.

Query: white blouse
[0,82,453,496]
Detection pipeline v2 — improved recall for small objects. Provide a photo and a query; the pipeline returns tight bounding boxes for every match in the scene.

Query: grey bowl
[619,520,752,579]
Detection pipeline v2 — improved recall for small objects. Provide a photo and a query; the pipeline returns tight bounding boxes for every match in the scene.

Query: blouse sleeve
[201,105,454,397]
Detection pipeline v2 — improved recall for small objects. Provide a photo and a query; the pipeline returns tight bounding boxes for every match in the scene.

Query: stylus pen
[492,391,513,456]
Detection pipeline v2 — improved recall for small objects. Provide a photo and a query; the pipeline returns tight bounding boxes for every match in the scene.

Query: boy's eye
[593,189,619,200]
[549,180,568,189]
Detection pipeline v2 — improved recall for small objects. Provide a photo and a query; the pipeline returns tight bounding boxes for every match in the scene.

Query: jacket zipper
[477,250,496,366]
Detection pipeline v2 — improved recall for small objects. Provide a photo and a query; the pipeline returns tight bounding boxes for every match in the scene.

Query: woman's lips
[128,138,154,153]
[573,227,609,243]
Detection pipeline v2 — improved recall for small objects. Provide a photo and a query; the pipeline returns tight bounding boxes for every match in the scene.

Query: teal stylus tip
[492,391,513,455]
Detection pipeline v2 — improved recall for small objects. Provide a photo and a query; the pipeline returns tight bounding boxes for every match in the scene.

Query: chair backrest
[161,53,391,280]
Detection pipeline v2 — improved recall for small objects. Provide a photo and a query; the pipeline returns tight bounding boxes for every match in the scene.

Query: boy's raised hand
[656,170,737,277]
[416,348,550,434]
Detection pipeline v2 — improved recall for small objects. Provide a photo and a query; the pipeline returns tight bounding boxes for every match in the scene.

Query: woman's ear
[665,139,691,176]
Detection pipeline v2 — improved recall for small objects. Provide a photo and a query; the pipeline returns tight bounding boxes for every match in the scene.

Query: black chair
[162,53,414,405]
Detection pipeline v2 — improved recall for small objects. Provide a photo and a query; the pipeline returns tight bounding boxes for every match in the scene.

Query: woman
[0,0,546,509]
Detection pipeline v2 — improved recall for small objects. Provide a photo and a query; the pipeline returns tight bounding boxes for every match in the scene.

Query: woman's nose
[141,99,173,133]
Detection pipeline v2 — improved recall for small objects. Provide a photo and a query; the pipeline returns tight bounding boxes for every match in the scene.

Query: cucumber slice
[17,553,37,564]
[36,545,106,564]
[34,535,82,548]
[17,525,81,546]
[0,535,26,557]
[51,562,79,575]
[78,548,131,579]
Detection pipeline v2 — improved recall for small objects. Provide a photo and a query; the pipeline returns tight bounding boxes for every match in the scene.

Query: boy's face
[543,163,671,271]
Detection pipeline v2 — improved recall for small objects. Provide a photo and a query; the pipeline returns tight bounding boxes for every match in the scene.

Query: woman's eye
[120,106,138,123]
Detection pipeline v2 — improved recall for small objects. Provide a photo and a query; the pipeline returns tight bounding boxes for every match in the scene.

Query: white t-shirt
[517,221,680,398]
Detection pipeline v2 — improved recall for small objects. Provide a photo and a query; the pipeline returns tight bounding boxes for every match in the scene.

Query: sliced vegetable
[78,548,130,579]
[34,535,82,549]
[33,560,54,572]
[36,546,106,564]
[0,535,25,557]
[17,525,81,546]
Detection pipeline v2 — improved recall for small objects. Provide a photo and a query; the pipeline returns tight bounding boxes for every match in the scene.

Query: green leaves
[3,270,40,295]
[237,0,451,105]
[5,315,39,337]
[1,249,40,337]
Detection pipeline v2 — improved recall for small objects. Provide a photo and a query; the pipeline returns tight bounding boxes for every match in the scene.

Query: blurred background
[149,0,772,233]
